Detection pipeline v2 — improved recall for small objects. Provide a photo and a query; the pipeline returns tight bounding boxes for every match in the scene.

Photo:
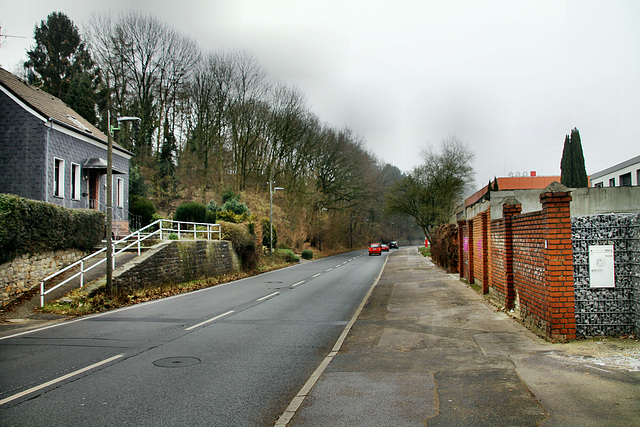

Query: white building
[590,154,640,187]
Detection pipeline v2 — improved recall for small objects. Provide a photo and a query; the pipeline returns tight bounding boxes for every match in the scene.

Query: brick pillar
[467,219,474,284]
[540,183,575,340]
[502,199,522,309]
[480,210,490,294]
[457,220,466,280]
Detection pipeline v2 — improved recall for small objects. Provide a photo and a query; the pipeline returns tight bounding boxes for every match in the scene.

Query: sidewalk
[288,247,640,426]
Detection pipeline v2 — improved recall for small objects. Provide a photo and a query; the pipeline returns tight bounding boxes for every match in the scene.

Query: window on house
[116,177,124,208]
[54,158,65,198]
[71,163,81,200]
[594,182,603,188]
[637,169,640,186]
[620,172,631,187]
[609,178,615,187]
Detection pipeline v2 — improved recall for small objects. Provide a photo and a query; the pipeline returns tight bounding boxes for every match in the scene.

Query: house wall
[0,90,46,200]
[45,126,130,219]
[590,156,640,187]
[0,90,129,220]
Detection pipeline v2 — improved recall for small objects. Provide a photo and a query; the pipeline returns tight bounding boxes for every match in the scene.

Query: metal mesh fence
[572,213,640,337]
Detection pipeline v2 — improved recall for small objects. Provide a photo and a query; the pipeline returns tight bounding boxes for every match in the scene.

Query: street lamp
[106,112,140,295]
[269,180,284,255]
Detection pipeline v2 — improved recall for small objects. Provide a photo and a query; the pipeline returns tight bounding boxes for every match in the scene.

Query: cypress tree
[493,177,499,191]
[560,134,573,187]
[570,128,588,187]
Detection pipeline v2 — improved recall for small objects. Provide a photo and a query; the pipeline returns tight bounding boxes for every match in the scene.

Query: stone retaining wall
[112,240,240,289]
[0,249,87,306]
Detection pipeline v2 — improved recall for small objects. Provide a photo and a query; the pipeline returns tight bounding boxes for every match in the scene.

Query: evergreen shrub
[277,249,299,263]
[129,195,156,227]
[219,221,259,270]
[301,249,313,260]
[0,194,104,263]
[174,202,207,223]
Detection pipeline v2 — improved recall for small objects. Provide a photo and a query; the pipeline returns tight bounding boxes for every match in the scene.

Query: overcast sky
[1,0,638,188]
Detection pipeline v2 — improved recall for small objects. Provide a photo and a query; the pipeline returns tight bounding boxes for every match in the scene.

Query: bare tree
[386,136,474,242]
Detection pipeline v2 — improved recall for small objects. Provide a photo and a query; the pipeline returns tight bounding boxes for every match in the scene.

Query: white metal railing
[40,219,221,306]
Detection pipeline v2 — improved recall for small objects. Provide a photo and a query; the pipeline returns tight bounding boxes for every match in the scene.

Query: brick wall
[459,183,575,340]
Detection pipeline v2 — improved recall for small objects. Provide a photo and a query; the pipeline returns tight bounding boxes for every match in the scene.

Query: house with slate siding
[0,67,133,235]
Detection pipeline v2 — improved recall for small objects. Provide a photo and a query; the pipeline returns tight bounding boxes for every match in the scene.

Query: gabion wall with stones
[572,212,640,337]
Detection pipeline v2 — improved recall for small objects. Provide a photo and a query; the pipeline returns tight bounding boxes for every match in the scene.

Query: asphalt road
[0,249,387,426]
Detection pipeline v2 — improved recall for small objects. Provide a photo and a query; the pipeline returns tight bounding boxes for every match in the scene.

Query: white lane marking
[275,253,391,426]
[326,268,333,272]
[312,273,322,278]
[257,292,280,302]
[292,281,305,287]
[0,354,124,406]
[185,310,235,331]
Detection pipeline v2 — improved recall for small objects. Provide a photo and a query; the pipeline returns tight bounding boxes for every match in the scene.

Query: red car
[368,243,382,256]
[381,244,389,252]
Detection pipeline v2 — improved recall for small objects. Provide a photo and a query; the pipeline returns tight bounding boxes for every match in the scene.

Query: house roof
[0,67,130,155]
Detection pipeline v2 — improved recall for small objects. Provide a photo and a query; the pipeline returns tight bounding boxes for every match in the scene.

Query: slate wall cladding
[112,240,240,290]
[572,213,640,337]
[0,90,46,200]
[0,90,129,217]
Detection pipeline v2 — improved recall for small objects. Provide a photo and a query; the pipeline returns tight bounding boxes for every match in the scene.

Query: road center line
[185,310,235,331]
[257,292,280,302]
[326,268,333,272]
[0,354,125,406]
[312,273,322,278]
[291,280,305,287]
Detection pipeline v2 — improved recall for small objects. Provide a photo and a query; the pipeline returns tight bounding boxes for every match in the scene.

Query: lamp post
[106,112,140,295]
[269,180,284,255]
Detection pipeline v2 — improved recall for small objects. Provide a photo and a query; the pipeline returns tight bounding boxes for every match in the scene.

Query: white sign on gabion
[589,245,615,288]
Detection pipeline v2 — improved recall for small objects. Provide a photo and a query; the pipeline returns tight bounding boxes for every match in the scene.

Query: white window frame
[54,158,65,198]
[116,177,124,208]
[71,163,81,200]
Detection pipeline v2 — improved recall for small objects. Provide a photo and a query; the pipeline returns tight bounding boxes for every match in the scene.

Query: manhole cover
[153,357,201,368]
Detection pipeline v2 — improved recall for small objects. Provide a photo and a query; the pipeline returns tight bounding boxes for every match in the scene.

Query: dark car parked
[389,241,399,249]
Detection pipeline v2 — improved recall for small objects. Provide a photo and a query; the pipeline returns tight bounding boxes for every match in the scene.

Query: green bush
[217,210,249,224]
[219,221,259,270]
[174,202,207,223]
[222,198,250,216]
[277,249,299,263]
[0,194,104,263]
[301,249,313,260]
[261,218,277,248]
[221,189,238,204]
[205,210,217,224]
[129,195,156,227]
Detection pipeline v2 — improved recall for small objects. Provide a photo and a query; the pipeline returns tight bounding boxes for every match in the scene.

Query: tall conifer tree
[560,134,573,187]
[570,128,588,187]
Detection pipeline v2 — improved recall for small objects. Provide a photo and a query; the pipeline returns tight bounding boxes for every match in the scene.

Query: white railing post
[137,230,141,255]
[194,223,196,239]
[80,260,84,288]
[160,219,164,240]
[40,281,44,307]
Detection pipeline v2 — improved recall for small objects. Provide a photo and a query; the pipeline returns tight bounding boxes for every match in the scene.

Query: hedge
[0,194,104,264]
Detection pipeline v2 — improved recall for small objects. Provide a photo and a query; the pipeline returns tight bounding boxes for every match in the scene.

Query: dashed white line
[0,354,125,406]
[257,292,280,302]
[185,310,235,331]
[292,280,305,287]
[312,273,322,278]
[326,268,333,272]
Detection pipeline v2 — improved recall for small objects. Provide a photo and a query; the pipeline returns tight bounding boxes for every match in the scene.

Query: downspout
[45,118,53,203]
